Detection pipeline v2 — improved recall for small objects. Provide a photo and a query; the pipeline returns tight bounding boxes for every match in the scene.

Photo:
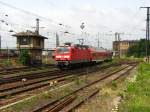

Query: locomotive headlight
[64,55,70,58]
[56,55,62,58]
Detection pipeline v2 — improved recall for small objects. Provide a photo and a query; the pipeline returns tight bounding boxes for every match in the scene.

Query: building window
[36,39,41,46]
[20,37,30,45]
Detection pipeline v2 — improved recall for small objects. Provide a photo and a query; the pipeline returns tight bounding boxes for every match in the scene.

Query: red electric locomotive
[54,43,112,68]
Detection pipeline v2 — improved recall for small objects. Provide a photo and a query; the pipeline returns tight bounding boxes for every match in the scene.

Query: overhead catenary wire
[0,0,71,29]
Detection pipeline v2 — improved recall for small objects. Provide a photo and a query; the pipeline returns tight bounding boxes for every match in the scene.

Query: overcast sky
[0,0,149,49]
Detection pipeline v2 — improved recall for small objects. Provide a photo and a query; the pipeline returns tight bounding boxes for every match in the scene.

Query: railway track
[0,65,114,98]
[0,63,123,108]
[0,62,137,112]
[0,63,103,85]
[31,64,136,112]
[0,75,69,98]
[0,69,61,84]
[0,66,30,74]
[64,65,136,112]
[0,64,55,76]
[0,61,129,85]
[0,64,118,98]
[0,62,120,85]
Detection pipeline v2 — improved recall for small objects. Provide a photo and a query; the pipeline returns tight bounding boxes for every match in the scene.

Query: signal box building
[13,30,47,64]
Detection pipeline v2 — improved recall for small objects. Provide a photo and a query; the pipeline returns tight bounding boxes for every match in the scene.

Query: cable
[0,1,71,28]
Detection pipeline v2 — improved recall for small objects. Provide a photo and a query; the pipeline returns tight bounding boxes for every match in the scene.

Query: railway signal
[80,22,85,30]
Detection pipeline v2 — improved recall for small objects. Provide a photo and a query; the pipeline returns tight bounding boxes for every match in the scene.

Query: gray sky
[0,0,149,49]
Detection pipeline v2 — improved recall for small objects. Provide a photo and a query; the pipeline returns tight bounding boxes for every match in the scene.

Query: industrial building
[113,40,139,57]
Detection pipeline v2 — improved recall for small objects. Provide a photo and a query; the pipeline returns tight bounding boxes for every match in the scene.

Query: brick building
[113,40,139,57]
[13,30,47,64]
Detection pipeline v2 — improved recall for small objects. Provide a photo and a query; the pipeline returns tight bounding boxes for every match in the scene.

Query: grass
[119,63,150,112]
[0,58,23,67]
[5,96,41,112]
[42,57,56,64]
[111,80,117,90]
[0,59,12,67]
[112,57,143,64]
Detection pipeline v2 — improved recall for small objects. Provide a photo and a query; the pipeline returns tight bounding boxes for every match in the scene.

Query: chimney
[35,18,39,35]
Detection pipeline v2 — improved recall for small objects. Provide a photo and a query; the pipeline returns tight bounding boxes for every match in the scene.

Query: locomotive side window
[57,47,70,54]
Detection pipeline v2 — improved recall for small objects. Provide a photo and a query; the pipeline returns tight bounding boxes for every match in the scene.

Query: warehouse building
[113,40,139,57]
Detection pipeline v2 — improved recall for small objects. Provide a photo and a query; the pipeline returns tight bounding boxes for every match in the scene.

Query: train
[54,43,113,68]
[0,50,18,59]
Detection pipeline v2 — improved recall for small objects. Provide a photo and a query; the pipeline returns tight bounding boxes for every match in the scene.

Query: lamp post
[0,35,2,54]
[6,42,9,64]
[0,14,9,53]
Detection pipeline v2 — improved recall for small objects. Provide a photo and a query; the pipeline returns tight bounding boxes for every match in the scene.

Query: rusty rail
[0,63,122,98]
[32,65,134,112]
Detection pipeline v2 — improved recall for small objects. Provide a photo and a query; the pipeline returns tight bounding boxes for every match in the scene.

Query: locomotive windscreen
[57,47,70,54]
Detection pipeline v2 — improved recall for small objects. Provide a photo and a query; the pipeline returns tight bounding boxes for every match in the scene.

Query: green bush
[1,59,12,66]
[127,39,149,58]
[19,49,30,65]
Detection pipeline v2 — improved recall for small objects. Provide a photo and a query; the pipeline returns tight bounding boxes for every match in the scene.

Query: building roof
[12,30,48,39]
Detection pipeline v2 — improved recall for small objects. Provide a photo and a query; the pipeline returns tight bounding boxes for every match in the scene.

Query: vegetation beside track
[127,39,148,58]
[112,57,142,63]
[0,58,22,68]
[0,60,137,112]
[119,63,150,112]
[74,64,136,112]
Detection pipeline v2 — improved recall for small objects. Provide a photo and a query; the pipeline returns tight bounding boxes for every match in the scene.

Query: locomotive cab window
[57,47,70,54]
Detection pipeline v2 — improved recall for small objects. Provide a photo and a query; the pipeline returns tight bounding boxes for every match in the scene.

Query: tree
[19,49,30,65]
[127,39,147,58]
[127,44,138,57]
